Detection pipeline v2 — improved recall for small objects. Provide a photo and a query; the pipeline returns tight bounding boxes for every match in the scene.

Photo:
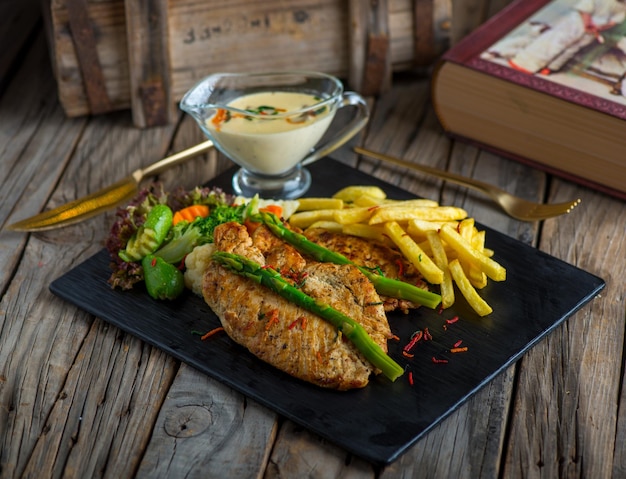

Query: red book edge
[439,0,626,120]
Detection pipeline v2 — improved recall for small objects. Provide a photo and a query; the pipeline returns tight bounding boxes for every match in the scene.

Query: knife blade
[6,140,214,232]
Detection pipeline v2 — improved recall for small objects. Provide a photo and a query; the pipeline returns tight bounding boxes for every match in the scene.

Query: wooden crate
[43,0,452,127]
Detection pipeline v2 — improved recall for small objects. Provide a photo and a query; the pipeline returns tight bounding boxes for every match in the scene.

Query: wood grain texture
[44,0,450,120]
[503,184,626,479]
[137,364,278,478]
[124,0,174,127]
[2,0,624,476]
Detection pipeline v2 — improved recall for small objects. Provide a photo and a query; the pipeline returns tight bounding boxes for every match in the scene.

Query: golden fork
[354,147,581,222]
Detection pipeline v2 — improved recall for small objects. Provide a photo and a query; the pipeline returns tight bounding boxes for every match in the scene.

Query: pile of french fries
[289,186,506,316]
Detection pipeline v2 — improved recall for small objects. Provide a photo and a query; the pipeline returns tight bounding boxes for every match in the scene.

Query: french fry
[354,197,438,207]
[379,198,440,208]
[439,224,506,282]
[467,228,488,288]
[342,223,392,246]
[333,207,374,225]
[296,197,344,211]
[369,206,468,225]
[448,259,493,316]
[332,185,386,202]
[384,221,444,284]
[288,210,337,229]
[455,218,487,288]
[353,194,387,207]
[426,230,455,309]
[306,221,344,233]
[458,218,475,240]
[407,218,456,238]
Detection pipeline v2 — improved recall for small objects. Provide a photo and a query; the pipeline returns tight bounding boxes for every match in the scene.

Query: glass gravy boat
[180,71,369,199]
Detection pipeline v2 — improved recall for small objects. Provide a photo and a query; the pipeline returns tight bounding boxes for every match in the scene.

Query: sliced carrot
[259,204,283,218]
[211,108,228,128]
[172,204,210,225]
[244,217,261,235]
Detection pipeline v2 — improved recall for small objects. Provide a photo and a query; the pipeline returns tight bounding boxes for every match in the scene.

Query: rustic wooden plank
[348,0,368,92]
[0,95,181,477]
[503,184,625,479]
[136,363,277,478]
[46,0,130,116]
[66,0,113,114]
[17,311,177,478]
[360,0,392,96]
[613,320,626,477]
[0,34,86,291]
[124,0,174,127]
[267,420,376,478]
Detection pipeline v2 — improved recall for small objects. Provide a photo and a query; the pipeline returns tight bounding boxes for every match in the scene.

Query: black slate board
[50,157,605,465]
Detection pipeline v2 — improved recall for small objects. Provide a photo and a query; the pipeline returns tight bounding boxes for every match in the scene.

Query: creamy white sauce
[206,91,335,175]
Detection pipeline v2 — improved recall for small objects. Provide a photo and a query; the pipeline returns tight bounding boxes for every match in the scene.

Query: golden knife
[6,140,214,232]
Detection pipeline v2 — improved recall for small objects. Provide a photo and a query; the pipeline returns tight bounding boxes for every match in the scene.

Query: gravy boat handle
[302,91,369,166]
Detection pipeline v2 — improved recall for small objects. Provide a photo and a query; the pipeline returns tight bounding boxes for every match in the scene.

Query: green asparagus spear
[259,212,442,309]
[212,251,404,382]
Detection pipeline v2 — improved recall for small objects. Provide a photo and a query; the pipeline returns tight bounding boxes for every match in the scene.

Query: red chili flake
[438,304,444,315]
[450,347,468,353]
[395,259,405,278]
[390,334,400,341]
[301,317,307,330]
[408,371,414,386]
[446,316,460,325]
[265,309,280,330]
[431,357,449,364]
[423,327,433,341]
[367,205,380,212]
[151,257,158,267]
[201,326,224,340]
[453,339,463,348]
[403,330,423,353]
[288,316,306,330]
[402,351,415,358]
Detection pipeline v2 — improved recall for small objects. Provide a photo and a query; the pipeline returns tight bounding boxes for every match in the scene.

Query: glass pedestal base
[231,165,311,199]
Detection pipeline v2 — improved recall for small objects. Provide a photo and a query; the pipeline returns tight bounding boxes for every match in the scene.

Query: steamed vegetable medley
[106,184,291,300]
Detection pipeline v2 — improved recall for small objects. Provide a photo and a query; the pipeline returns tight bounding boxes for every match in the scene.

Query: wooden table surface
[2,2,625,478]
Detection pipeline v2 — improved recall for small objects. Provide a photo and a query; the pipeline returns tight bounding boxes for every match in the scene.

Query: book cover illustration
[474,0,626,118]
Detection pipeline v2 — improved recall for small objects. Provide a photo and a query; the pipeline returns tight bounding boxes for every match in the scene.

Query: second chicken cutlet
[304,227,429,313]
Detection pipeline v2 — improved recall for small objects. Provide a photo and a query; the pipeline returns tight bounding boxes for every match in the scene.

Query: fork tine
[542,199,581,214]
[531,199,581,219]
